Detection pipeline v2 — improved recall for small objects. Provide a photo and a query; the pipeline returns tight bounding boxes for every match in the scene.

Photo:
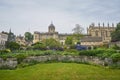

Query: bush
[0,49,11,54]
[112,44,120,50]
[65,49,78,53]
[64,49,79,55]
[5,41,20,51]
[44,50,55,55]
[16,54,27,64]
[110,53,120,62]
[98,49,117,58]
[79,50,104,56]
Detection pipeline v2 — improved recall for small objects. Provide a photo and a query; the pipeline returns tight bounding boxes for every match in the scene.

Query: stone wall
[23,55,113,66]
[0,58,17,69]
[0,55,119,69]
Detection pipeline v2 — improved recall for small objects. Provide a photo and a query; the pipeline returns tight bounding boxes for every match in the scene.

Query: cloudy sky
[0,0,120,35]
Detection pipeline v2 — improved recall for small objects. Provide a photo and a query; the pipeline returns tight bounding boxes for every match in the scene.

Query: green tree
[24,32,33,42]
[65,36,73,46]
[5,42,20,51]
[72,24,84,43]
[32,42,46,50]
[42,38,60,49]
[111,22,120,42]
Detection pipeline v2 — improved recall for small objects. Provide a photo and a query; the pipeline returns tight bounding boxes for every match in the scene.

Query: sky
[0,0,120,35]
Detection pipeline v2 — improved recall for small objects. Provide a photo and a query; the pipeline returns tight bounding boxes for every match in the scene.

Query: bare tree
[72,24,84,44]
[72,24,84,34]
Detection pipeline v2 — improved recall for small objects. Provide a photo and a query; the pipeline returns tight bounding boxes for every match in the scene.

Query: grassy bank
[0,63,120,80]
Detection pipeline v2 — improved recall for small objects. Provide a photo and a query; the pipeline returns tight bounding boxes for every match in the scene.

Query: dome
[49,23,55,29]
[48,22,55,33]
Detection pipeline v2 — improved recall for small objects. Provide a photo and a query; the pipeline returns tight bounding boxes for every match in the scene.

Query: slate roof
[81,36,102,42]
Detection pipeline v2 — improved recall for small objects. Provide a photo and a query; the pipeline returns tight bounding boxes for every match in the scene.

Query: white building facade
[0,33,8,50]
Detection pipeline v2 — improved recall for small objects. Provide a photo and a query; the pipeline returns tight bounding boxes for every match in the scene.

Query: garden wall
[0,58,17,69]
[0,55,119,69]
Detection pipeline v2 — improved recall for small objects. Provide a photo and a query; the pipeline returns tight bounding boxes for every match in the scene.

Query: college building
[33,22,115,47]
[33,23,71,45]
[81,23,115,47]
[0,33,8,50]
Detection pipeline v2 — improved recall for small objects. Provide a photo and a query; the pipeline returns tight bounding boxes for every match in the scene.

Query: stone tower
[48,22,55,33]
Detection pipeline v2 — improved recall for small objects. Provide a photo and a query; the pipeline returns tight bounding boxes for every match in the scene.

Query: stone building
[33,23,71,45]
[81,23,115,47]
[16,35,26,46]
[0,33,8,50]
[81,36,103,47]
[16,35,33,47]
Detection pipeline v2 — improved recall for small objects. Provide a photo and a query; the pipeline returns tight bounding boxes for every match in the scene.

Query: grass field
[0,63,120,80]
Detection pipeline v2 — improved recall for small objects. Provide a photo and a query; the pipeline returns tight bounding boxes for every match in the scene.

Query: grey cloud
[0,0,120,35]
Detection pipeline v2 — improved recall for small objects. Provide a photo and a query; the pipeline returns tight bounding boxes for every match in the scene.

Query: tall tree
[111,22,120,42]
[24,32,33,42]
[72,24,84,43]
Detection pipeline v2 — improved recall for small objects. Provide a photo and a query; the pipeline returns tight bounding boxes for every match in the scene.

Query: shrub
[110,53,120,62]
[111,44,120,50]
[5,42,20,51]
[44,50,56,55]
[65,49,78,53]
[0,49,11,54]
[79,50,103,56]
[16,54,27,64]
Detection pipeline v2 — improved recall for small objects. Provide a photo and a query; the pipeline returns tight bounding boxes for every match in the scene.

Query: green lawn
[0,63,120,80]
